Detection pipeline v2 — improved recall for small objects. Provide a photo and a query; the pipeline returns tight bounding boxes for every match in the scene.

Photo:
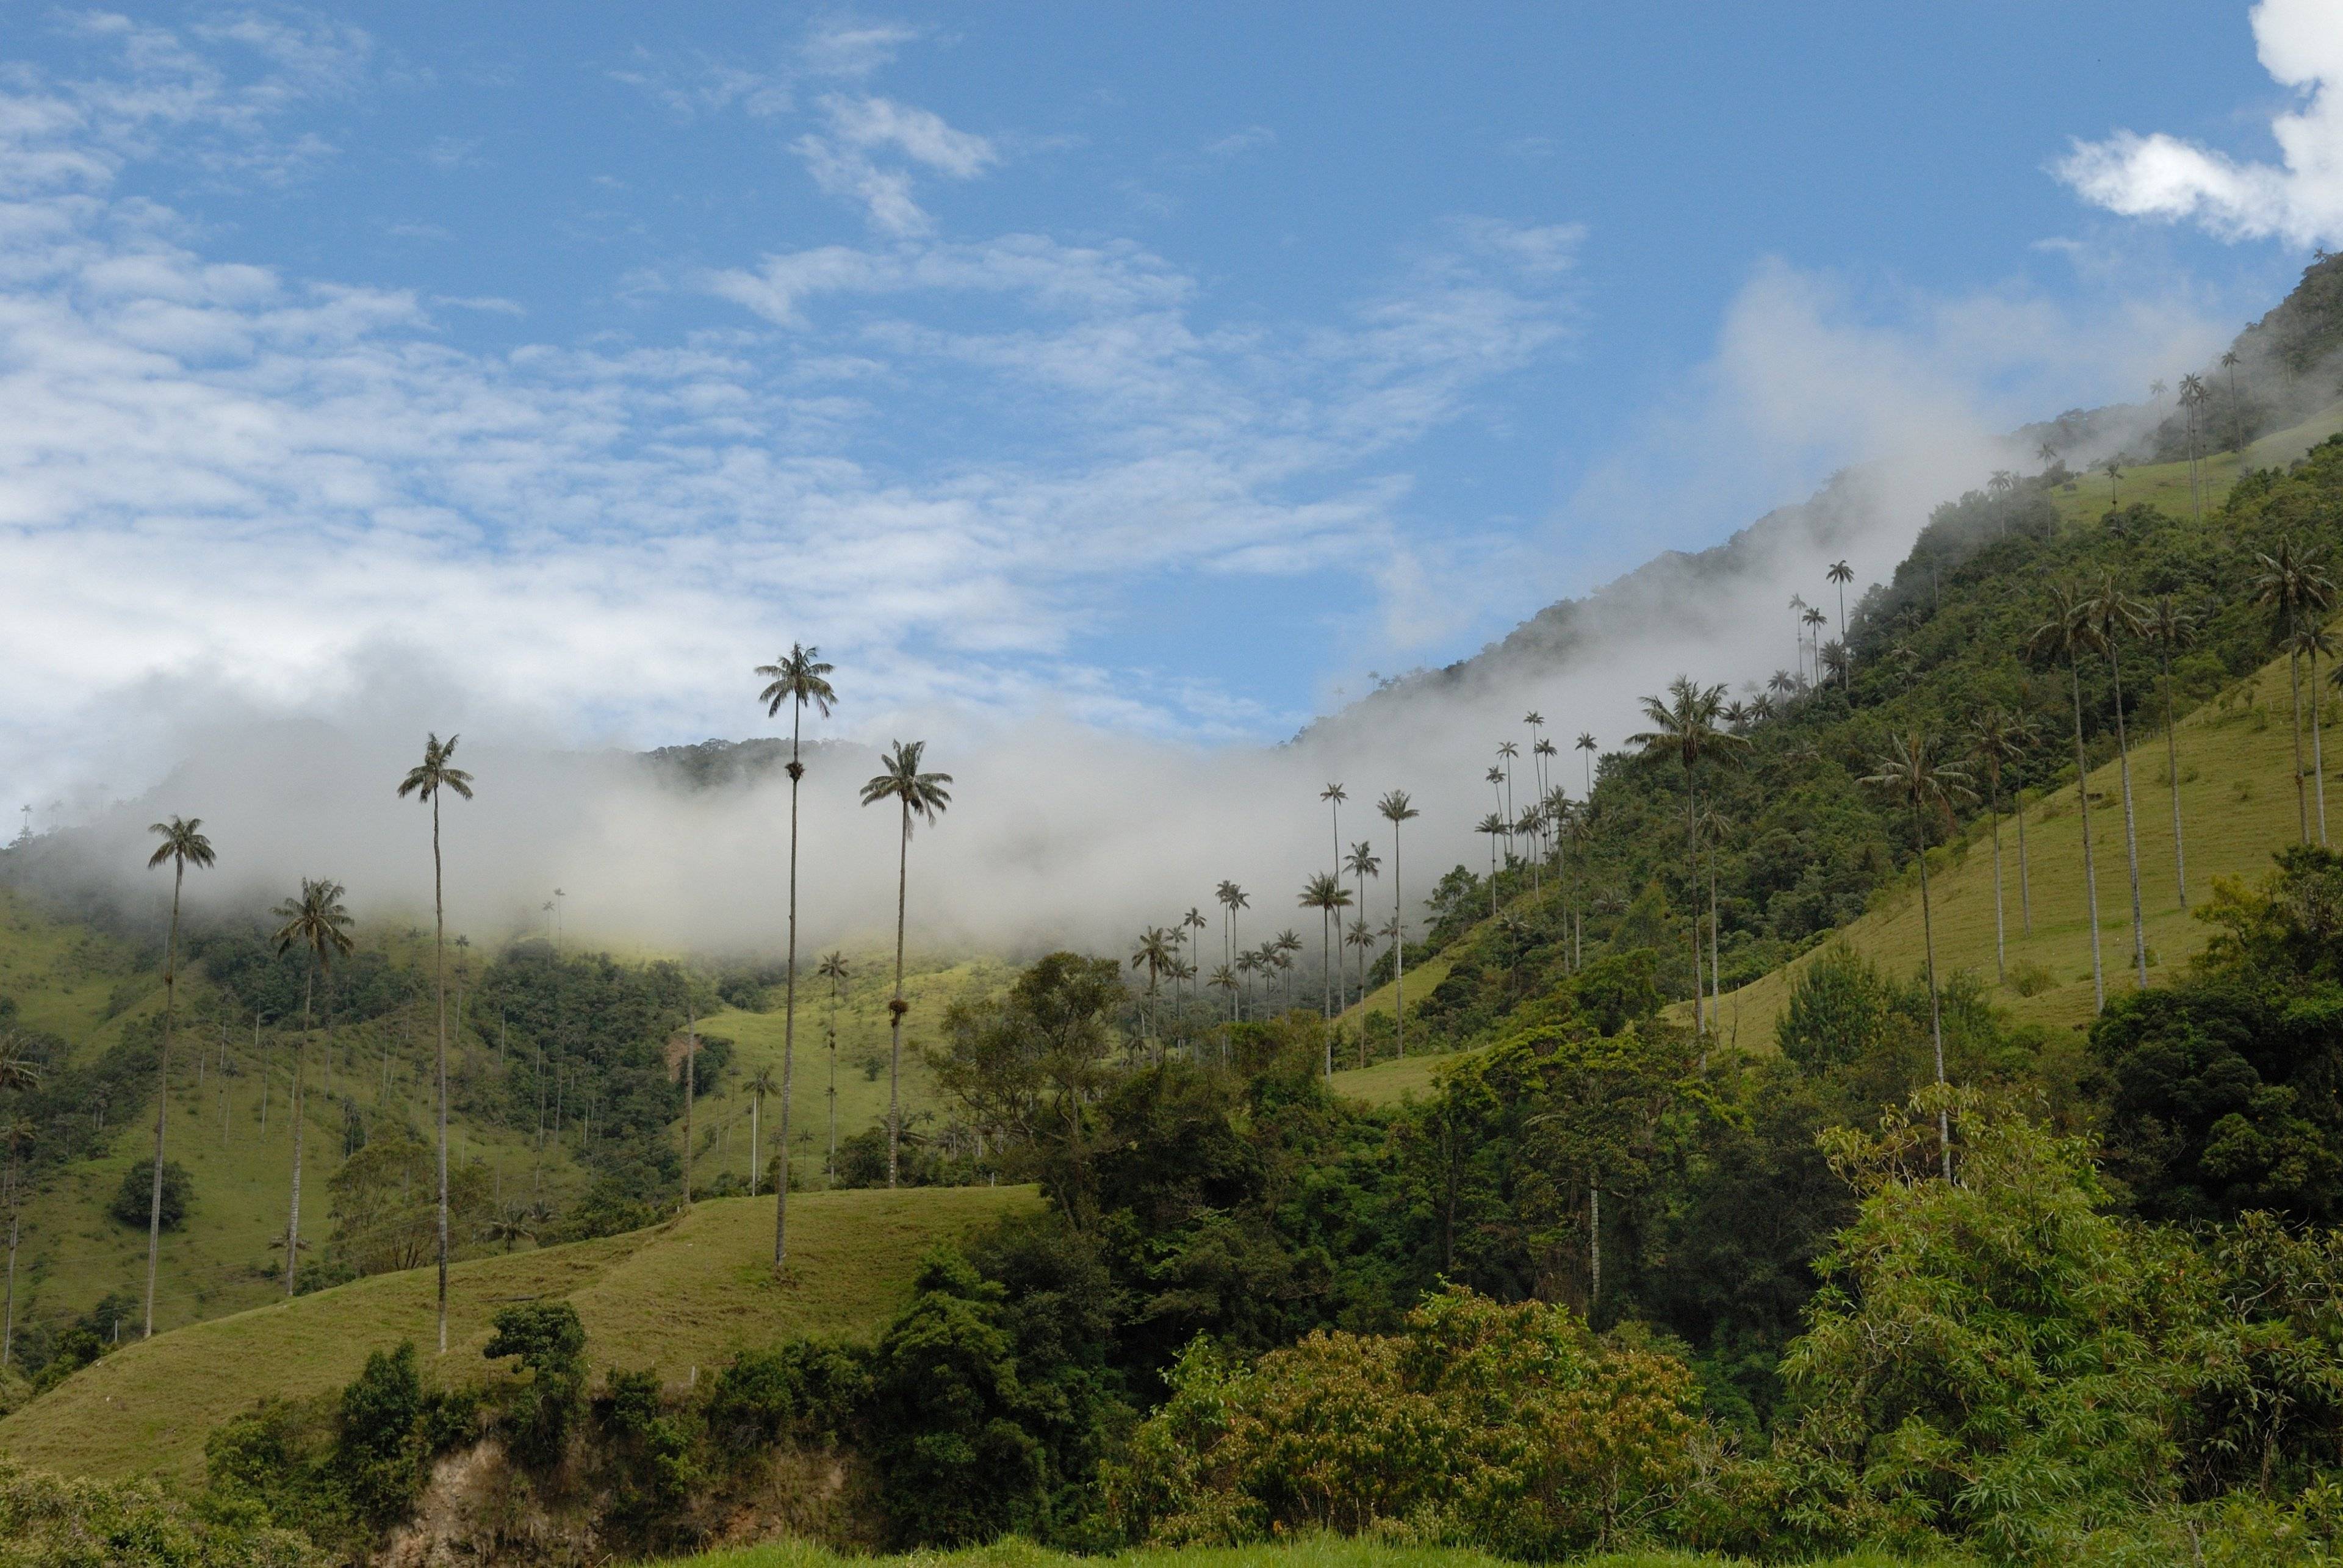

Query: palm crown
[146,816,216,874]
[272,877,356,968]
[859,740,952,830]
[755,644,838,721]
[395,733,474,805]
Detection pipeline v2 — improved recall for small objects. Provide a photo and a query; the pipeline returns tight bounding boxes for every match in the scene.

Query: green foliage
[326,1137,493,1273]
[483,1301,586,1467]
[1776,946,1891,1071]
[109,1158,192,1231]
[705,1340,869,1449]
[1113,1287,1701,1556]
[0,1458,319,1567]
[333,1343,431,1528]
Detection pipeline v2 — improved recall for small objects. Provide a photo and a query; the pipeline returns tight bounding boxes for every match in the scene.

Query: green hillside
[661,1543,1947,1568]
[0,1182,1034,1482]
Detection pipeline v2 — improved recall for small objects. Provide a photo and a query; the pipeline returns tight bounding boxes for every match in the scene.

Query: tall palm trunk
[1683,769,1703,1037]
[683,1001,696,1205]
[2161,648,2188,908]
[827,976,840,1178]
[2069,656,2106,1013]
[432,793,450,1354]
[887,802,909,1189]
[144,861,184,1339]
[1987,779,2006,985]
[1707,848,1721,1023]
[1912,801,1951,1182]
[2106,649,2149,988]
[1320,913,1333,1076]
[286,967,313,1296]
[2289,629,2309,843]
[2,1175,18,1370]
[777,702,804,1267]
[2016,793,2033,932]
[1391,829,1406,1058]
[749,1088,760,1193]
[2312,639,2329,846]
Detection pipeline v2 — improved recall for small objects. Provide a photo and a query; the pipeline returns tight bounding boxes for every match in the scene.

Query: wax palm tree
[1767,669,1797,701]
[1181,908,1211,1020]
[1484,766,1508,857]
[484,1210,535,1254]
[1819,641,1849,688]
[1525,713,1549,811]
[1234,949,1262,1018]
[2028,586,2107,1012]
[2290,624,2339,845]
[2251,539,2336,843]
[1693,804,1727,1024]
[2143,595,2198,905]
[1344,843,1380,1012]
[743,1065,779,1195]
[1967,708,2028,984]
[859,740,952,1189]
[1299,874,1351,1051]
[817,951,848,1176]
[1214,880,1250,1021]
[1274,929,1303,1005]
[2222,348,2242,448]
[1861,732,1974,1180]
[395,732,473,1352]
[1801,606,1829,683]
[1475,812,1506,914]
[1209,965,1237,1024]
[755,644,837,1267]
[2083,575,2152,987]
[270,877,354,1296]
[1131,926,1177,1045]
[2101,457,2122,511]
[1575,732,1597,796]
[1376,791,1421,1056]
[1787,594,1810,678]
[1628,676,1749,1035]
[140,816,214,1339]
[1826,559,1854,676]
[0,1113,31,1370]
[1341,919,1375,1057]
[1533,735,1558,822]
[1320,782,1347,890]
[1496,741,1520,844]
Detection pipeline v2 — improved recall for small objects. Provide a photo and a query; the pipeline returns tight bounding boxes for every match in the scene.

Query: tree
[2290,622,2339,847]
[1860,732,1973,1178]
[1345,843,1380,1017]
[1214,880,1250,1023]
[2251,538,2336,844]
[1827,559,1854,684]
[2084,574,2152,988]
[860,740,952,1189]
[2144,595,2198,908]
[741,1065,777,1194]
[818,951,848,1178]
[755,642,837,1268]
[1377,791,1422,1057]
[2028,585,2109,1013]
[271,877,355,1296]
[1967,708,2028,985]
[1273,929,1303,1007]
[2179,372,2209,519]
[1474,811,1506,915]
[0,1113,31,1370]
[2101,456,2122,510]
[1575,731,1597,797]
[1130,927,1177,1051]
[2222,348,2242,448]
[1319,780,1346,896]
[395,733,473,1354]
[1628,676,1749,1036]
[1802,606,1829,685]
[1298,872,1352,1060]
[141,816,214,1339]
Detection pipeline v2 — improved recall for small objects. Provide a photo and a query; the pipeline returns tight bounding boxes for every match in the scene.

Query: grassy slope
[662,1539,1949,1568]
[1330,414,2343,1108]
[0,1182,1035,1483]
[690,952,1011,1187]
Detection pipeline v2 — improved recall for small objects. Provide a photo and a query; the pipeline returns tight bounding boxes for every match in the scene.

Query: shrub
[109,1159,192,1231]
[484,1301,586,1467]
[1112,1286,1701,1557]
[2,1458,320,1567]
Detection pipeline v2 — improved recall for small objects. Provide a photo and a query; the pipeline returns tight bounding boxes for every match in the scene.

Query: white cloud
[791,94,995,235]
[2057,0,2343,246]
[1203,126,1275,159]
[799,20,922,80]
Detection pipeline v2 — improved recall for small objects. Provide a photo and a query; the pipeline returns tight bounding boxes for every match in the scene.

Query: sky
[2,1,2338,826]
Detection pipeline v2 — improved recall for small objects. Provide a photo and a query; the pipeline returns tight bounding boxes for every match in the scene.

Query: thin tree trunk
[2162,651,2187,909]
[2290,640,2309,843]
[683,1000,696,1206]
[1588,1185,1600,1317]
[2017,791,2033,932]
[1392,824,1406,1058]
[1915,802,1951,1182]
[777,702,803,1267]
[2,1200,16,1370]
[749,1090,760,1194]
[827,978,839,1178]
[1685,769,1704,1037]
[2071,658,2106,1013]
[888,804,908,1189]
[286,968,312,1297]
[144,861,183,1339]
[1988,786,2006,985]
[2108,650,2149,988]
[2312,642,2328,846]
[433,794,450,1355]
[1320,910,1333,1077]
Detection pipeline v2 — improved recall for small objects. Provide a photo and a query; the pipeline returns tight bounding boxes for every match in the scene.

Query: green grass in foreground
[658,1539,1957,1568]
[0,1182,1037,1483]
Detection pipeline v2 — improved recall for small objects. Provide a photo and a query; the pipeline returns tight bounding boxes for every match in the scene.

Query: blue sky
[2,1,2335,809]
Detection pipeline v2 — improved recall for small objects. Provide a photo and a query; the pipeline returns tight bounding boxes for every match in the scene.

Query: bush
[110,1158,192,1231]
[1112,1286,1701,1556]
[2,1457,320,1566]
[484,1301,586,1467]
